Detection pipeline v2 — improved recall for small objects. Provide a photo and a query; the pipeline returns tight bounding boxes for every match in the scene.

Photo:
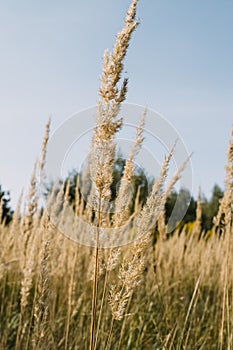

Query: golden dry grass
[0,1,233,349]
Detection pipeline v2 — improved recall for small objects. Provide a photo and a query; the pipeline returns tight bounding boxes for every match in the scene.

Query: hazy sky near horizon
[0,0,233,207]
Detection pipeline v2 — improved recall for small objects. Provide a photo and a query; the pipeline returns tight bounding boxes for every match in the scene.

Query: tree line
[0,159,223,232]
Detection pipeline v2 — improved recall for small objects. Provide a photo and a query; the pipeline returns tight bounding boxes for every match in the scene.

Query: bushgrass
[1,215,233,349]
[0,1,233,349]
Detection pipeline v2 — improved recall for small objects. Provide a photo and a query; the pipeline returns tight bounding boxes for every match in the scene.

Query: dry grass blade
[178,275,201,350]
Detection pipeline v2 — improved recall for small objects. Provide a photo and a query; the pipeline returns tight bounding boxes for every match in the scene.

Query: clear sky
[0,0,232,207]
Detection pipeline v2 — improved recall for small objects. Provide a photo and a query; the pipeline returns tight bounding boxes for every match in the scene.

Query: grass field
[0,1,233,349]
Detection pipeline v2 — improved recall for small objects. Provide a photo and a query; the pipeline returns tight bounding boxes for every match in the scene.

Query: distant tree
[47,161,224,235]
[202,184,224,231]
[165,185,224,233]
[65,156,150,216]
[0,185,13,225]
[165,188,196,232]
[110,156,150,212]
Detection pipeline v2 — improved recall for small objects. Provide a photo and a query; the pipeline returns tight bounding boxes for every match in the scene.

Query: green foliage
[165,188,196,232]
[0,185,13,225]
[63,156,151,215]
[201,184,224,231]
[55,167,224,234]
[165,185,224,233]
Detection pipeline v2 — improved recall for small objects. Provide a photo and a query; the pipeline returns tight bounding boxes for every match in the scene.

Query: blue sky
[0,0,232,207]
